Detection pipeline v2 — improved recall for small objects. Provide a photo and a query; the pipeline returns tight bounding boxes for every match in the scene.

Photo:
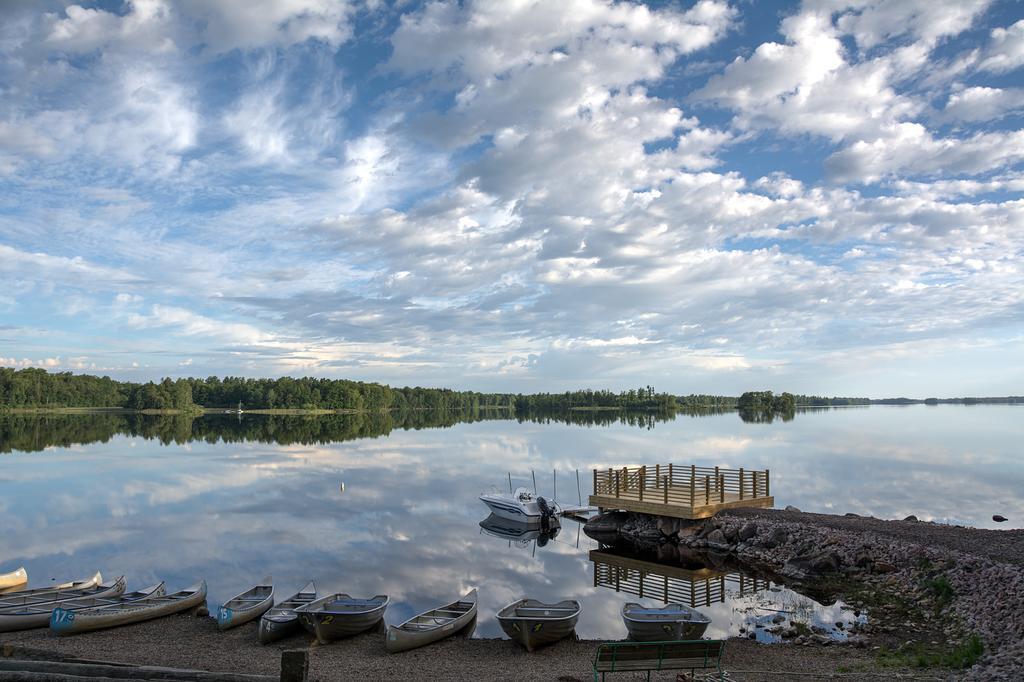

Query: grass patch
[921,574,955,612]
[877,635,984,670]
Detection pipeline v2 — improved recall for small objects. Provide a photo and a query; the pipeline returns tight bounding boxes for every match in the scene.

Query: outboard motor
[537,496,554,531]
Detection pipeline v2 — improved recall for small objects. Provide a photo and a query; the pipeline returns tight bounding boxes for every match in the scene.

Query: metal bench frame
[592,640,726,681]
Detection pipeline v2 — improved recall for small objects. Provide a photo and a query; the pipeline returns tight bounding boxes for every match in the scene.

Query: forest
[0,366,873,415]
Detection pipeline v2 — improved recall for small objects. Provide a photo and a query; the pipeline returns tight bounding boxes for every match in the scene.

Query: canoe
[295,593,389,644]
[0,577,127,632]
[496,598,580,652]
[258,581,316,645]
[386,588,477,653]
[51,581,207,635]
[43,583,165,632]
[217,577,273,631]
[622,602,711,641]
[0,571,102,603]
[0,568,28,593]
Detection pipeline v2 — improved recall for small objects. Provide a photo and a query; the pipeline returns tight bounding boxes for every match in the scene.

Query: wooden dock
[590,464,773,519]
[590,548,769,606]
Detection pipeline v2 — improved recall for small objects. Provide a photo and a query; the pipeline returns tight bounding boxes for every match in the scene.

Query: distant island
[0,367,1019,416]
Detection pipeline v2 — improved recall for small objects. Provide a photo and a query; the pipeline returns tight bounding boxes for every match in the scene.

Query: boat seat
[515,607,576,615]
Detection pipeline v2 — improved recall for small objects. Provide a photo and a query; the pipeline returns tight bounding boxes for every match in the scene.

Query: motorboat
[479,487,558,524]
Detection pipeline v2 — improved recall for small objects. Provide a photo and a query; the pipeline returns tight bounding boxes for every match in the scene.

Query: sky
[0,0,1022,397]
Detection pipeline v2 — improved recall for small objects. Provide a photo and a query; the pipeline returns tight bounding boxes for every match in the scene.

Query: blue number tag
[51,608,75,631]
[218,606,232,624]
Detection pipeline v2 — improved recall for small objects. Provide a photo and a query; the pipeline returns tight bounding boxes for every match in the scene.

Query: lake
[1,405,1020,640]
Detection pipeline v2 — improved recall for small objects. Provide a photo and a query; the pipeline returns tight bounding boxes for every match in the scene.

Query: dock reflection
[589,546,769,607]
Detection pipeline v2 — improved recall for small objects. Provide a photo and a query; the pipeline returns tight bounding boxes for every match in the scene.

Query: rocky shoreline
[586,508,1024,679]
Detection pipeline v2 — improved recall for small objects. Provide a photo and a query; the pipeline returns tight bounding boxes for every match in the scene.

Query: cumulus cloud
[0,1,1022,394]
[978,19,1024,73]
[940,86,1024,122]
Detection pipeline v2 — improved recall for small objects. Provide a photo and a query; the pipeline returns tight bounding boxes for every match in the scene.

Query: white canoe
[51,581,207,635]
[259,581,316,645]
[386,588,477,653]
[0,576,126,632]
[217,577,274,631]
[497,598,580,652]
[0,571,102,603]
[0,568,28,593]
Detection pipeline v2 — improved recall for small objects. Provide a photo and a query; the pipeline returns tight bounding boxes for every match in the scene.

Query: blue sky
[0,0,1022,397]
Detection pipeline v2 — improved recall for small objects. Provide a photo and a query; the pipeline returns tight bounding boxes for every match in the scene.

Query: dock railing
[592,464,770,506]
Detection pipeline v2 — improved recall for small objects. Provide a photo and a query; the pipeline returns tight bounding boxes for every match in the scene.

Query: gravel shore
[5,508,1020,680]
[1,613,923,681]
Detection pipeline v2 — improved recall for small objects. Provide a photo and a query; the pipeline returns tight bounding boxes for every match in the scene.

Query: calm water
[1,405,1020,640]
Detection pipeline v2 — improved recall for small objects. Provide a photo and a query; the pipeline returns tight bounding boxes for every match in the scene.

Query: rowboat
[0,568,28,593]
[0,571,102,603]
[622,602,711,641]
[258,581,316,644]
[295,593,389,644]
[51,581,207,635]
[0,577,126,632]
[385,589,477,653]
[217,577,273,631]
[497,598,581,652]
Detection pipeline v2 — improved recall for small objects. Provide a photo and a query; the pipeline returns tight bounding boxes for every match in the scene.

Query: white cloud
[43,0,177,54]
[826,124,1024,183]
[125,305,269,346]
[832,0,991,50]
[179,0,356,53]
[978,19,1024,73]
[940,86,1024,122]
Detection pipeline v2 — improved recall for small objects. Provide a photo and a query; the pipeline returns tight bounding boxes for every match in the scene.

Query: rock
[738,522,758,541]
[722,525,738,543]
[903,515,918,522]
[771,614,786,624]
[844,512,860,517]
[763,527,789,548]
[782,549,842,580]
[874,560,896,574]
[785,505,801,512]
[705,528,730,550]
[993,515,1008,523]
[748,631,756,639]
[835,621,845,629]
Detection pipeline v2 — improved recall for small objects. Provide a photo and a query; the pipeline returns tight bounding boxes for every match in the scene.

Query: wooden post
[705,475,710,505]
[739,467,745,500]
[714,466,719,497]
[753,470,759,497]
[719,473,724,503]
[655,464,660,487]
[766,469,770,497]
[615,470,620,497]
[281,650,308,682]
[668,463,673,484]
[663,475,668,504]
[622,467,628,492]
[593,468,598,495]
[689,473,695,506]
[639,465,645,501]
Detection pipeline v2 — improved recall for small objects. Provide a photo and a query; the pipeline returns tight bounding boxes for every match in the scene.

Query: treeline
[0,368,514,412]
[875,397,1024,405]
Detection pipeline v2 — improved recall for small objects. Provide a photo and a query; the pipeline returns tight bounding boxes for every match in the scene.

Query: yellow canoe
[0,568,28,594]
